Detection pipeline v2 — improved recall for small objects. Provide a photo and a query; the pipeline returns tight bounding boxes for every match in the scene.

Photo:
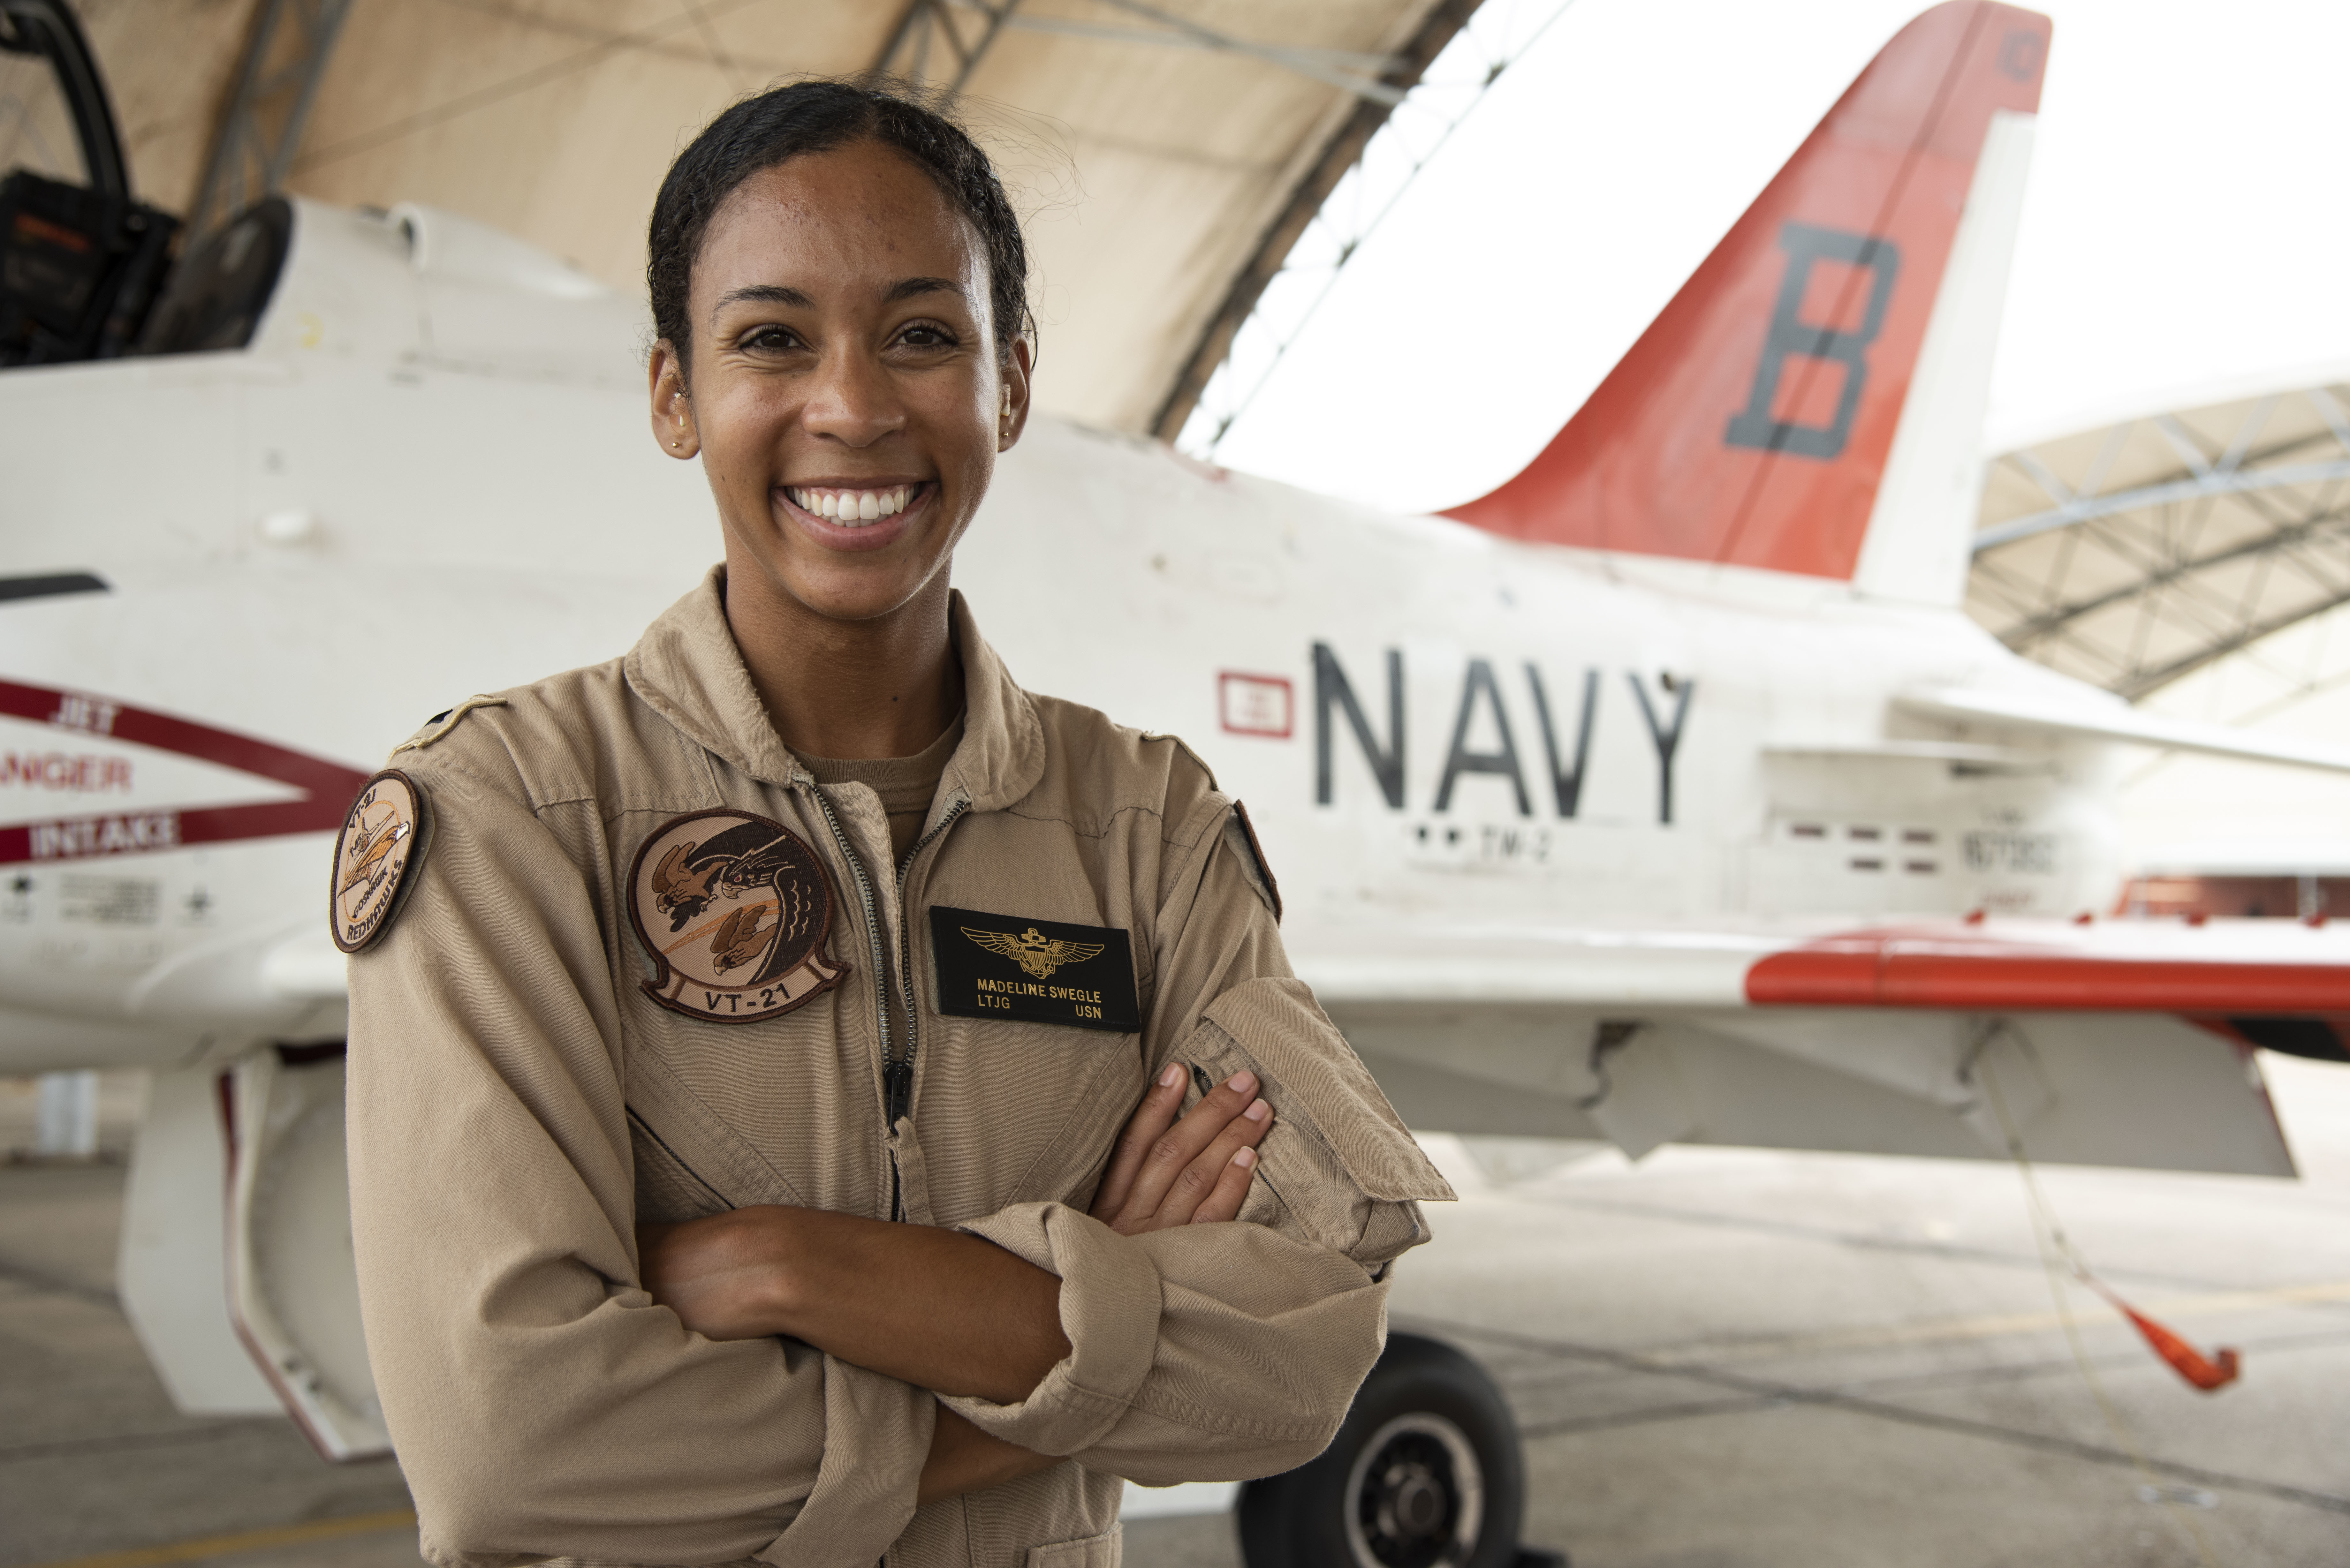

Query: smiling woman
[645,91,1028,761]
[341,76,1451,1568]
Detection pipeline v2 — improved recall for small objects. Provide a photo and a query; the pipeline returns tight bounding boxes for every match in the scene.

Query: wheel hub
[1343,1412,1484,1568]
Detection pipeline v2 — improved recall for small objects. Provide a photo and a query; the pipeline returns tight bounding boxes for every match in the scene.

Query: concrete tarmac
[4,1056,2347,1567]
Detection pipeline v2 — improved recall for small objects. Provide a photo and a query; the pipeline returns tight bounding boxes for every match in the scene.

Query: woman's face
[652,140,1029,625]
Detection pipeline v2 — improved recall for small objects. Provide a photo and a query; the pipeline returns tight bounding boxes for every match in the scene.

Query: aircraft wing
[1295,915,2345,1180]
[1899,686,2350,773]
[1294,913,2350,1014]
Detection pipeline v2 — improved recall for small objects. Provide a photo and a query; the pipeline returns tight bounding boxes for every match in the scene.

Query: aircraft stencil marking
[1725,224,1902,461]
[1315,645,1691,824]
[1217,672,1292,737]
[0,680,368,865]
[0,751,132,791]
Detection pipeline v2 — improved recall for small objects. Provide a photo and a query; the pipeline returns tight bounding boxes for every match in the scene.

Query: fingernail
[1226,1070,1256,1095]
[1245,1098,1270,1122]
[1233,1147,1257,1168]
[1160,1063,1184,1089]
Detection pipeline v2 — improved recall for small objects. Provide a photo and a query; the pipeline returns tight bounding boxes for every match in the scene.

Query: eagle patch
[330,770,429,954]
[930,905,1139,1033]
[627,809,849,1024]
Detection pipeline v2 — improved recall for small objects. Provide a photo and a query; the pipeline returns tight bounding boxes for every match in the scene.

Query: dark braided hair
[648,78,1033,374]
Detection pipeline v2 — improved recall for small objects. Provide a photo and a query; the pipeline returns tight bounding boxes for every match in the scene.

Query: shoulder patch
[330,770,431,954]
[627,809,850,1024]
[1223,800,1282,923]
[392,694,509,753]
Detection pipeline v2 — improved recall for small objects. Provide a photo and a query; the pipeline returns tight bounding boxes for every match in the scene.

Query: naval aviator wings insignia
[930,905,1139,1033]
[962,925,1105,980]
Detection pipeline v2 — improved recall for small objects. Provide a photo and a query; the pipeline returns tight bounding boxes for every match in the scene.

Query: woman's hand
[1089,1063,1274,1235]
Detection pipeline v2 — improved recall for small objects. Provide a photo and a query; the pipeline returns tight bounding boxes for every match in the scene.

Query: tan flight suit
[345,569,1452,1568]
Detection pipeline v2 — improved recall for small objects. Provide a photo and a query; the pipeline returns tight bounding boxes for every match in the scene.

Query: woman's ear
[997,335,1035,453]
[649,342,700,460]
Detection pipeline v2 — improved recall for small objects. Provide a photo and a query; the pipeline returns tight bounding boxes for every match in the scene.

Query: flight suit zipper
[804,782,897,1105]
[890,797,969,1123]
[803,780,968,1216]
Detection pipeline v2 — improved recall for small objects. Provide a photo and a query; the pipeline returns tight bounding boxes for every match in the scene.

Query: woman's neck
[722,559,964,762]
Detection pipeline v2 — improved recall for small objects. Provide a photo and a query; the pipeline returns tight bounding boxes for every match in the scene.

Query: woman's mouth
[783,483,921,527]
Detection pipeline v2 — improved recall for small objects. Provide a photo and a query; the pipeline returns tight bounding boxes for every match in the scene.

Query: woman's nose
[800,348,906,445]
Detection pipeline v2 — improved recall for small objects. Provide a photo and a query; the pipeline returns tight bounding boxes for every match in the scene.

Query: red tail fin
[1445,2,2049,581]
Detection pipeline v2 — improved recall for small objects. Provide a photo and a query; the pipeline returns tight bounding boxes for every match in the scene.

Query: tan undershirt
[798,714,965,865]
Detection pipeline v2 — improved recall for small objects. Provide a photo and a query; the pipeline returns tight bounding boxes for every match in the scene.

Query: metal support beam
[874,0,1023,96]
[1970,383,2350,700]
[1006,13,1403,84]
[1086,0,1406,105]
[1150,0,1485,443]
[1993,504,2350,649]
[1975,457,2350,552]
[186,0,353,241]
[2105,582,2350,701]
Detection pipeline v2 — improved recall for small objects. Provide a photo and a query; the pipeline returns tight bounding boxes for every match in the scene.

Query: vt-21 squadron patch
[331,770,429,954]
[628,809,849,1024]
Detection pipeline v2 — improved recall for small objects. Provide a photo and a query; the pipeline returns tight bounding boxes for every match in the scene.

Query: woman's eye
[744,326,802,352]
[898,324,957,349]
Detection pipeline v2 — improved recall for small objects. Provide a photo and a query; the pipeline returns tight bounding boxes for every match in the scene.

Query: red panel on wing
[1747,928,2350,1013]
[1444,1,2050,579]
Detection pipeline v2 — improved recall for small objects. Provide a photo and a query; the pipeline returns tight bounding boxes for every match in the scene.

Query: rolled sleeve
[944,1203,1160,1454]
[945,1204,1389,1482]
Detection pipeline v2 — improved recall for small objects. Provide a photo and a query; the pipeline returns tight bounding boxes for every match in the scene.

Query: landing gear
[1238,1334,1565,1568]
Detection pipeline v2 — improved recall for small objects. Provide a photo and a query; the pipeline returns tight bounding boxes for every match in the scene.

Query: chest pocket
[1025,1524,1121,1568]
[1169,976,1455,1268]
[628,1107,732,1224]
[621,1027,807,1224]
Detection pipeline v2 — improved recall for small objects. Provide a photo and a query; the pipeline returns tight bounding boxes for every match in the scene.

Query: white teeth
[788,485,918,526]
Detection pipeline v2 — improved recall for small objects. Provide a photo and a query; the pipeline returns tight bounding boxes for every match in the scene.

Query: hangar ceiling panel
[140,0,1468,433]
[1971,371,2350,701]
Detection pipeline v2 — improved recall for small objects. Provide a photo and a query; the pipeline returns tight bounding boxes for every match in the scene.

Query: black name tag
[929,905,1141,1033]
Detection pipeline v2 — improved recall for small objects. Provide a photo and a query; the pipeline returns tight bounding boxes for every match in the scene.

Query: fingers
[1112,1069,1272,1233]
[1188,1145,1259,1226]
[1090,1062,1187,1222]
[1158,1100,1271,1228]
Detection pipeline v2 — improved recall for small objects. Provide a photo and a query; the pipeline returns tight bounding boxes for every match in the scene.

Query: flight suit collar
[624,564,1046,813]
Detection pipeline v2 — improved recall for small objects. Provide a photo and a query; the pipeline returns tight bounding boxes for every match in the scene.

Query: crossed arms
[636,1062,1276,1503]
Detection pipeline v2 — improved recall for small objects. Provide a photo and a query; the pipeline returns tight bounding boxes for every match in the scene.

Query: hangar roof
[15,0,1474,435]
[1970,366,2350,701]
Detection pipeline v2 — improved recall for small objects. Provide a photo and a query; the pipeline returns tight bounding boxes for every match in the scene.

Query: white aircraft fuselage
[0,202,2121,1078]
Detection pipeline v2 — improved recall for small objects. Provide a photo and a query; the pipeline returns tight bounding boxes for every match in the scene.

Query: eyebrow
[710,277,965,317]
[712,284,812,314]
[884,276,963,304]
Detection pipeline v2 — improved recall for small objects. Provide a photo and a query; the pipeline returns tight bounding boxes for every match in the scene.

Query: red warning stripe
[0,679,368,866]
[1746,928,2350,1013]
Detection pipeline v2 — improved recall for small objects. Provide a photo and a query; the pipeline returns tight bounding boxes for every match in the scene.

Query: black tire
[1238,1333,1525,1568]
